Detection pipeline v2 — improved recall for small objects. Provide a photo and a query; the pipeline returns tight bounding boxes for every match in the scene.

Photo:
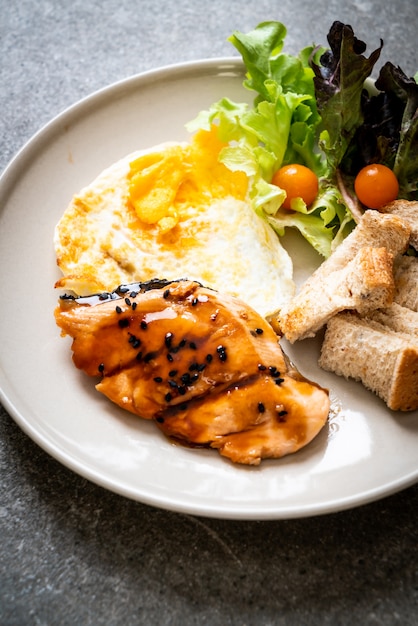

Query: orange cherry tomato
[272,164,319,210]
[354,164,399,209]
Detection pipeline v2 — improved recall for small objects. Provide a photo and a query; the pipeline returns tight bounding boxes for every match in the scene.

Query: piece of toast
[378,199,418,250]
[276,211,411,343]
[366,302,418,336]
[393,255,418,312]
[319,311,418,411]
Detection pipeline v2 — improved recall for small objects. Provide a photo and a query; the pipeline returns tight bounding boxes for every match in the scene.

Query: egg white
[54,142,295,318]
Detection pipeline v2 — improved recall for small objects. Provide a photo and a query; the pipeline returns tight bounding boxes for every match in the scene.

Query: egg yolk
[128,127,248,233]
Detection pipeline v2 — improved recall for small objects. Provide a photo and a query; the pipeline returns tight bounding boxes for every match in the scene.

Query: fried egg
[54,128,295,317]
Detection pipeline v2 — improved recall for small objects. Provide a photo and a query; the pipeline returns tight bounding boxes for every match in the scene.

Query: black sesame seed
[269,366,278,375]
[255,328,264,335]
[190,374,199,383]
[216,345,227,362]
[258,402,266,413]
[163,289,170,299]
[118,286,130,294]
[275,377,285,385]
[277,410,288,416]
[153,376,163,383]
[178,339,186,348]
[125,298,131,306]
[181,373,191,384]
[98,363,105,373]
[115,305,122,314]
[178,386,187,396]
[130,291,138,298]
[169,370,178,377]
[165,392,173,402]
[136,351,143,361]
[156,416,164,424]
[197,363,206,372]
[191,298,198,306]
[165,332,174,348]
[206,354,213,363]
[132,302,137,310]
[167,353,174,362]
[188,362,198,372]
[168,380,178,389]
[258,364,267,371]
[144,351,157,363]
[118,318,130,329]
[189,341,197,350]
[140,320,148,330]
[129,335,141,349]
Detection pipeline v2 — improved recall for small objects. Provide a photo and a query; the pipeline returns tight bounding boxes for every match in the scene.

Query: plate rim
[0,56,243,185]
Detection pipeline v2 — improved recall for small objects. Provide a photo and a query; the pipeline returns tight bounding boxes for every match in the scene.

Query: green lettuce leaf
[186,21,417,258]
[333,61,418,201]
[186,21,342,256]
[310,21,383,174]
[376,63,418,199]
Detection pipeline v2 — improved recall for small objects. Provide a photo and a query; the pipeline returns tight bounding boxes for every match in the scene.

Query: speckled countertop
[1,1,417,624]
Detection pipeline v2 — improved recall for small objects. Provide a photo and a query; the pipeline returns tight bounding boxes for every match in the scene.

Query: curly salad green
[186,21,418,258]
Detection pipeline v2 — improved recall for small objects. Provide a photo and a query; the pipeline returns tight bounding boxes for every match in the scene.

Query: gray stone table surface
[1,1,417,624]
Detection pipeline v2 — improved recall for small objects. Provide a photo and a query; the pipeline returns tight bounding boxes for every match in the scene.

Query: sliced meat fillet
[55,279,330,465]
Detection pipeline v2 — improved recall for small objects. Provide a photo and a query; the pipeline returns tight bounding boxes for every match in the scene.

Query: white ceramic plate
[1,59,417,520]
